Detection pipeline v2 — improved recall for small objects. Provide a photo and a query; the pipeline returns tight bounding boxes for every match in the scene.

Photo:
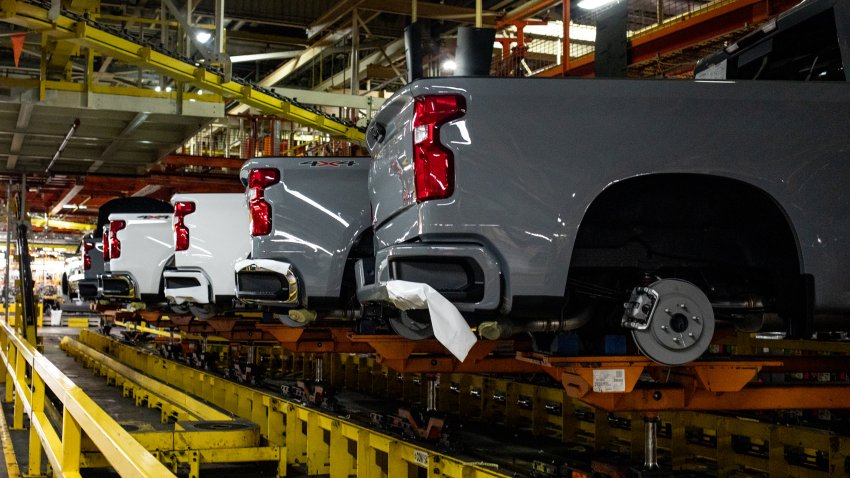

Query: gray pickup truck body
[235,156,371,316]
[357,75,850,360]
[77,232,102,299]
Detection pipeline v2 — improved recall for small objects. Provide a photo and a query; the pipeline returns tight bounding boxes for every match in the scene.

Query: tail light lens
[248,168,280,236]
[412,94,465,202]
[173,201,196,251]
[83,242,93,270]
[102,230,110,261]
[109,220,126,260]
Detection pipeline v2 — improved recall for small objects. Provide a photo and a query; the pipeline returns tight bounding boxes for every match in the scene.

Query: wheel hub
[623,279,715,365]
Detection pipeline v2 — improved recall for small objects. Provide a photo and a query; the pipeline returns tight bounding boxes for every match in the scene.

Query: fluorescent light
[442,59,457,72]
[195,31,212,44]
[577,0,618,9]
[61,204,86,209]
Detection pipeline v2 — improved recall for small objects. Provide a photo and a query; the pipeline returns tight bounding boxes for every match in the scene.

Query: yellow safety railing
[0,321,176,478]
[80,330,510,478]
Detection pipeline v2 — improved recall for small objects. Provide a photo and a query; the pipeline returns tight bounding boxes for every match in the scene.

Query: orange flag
[11,33,25,68]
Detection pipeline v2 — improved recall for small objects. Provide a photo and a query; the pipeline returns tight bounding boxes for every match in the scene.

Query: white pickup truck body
[163,193,251,317]
[100,211,174,303]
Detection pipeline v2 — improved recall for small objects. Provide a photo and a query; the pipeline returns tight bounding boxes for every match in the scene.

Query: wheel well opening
[567,174,802,317]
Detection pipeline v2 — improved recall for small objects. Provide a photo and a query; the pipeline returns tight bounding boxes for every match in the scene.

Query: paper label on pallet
[592,369,626,392]
[413,450,429,467]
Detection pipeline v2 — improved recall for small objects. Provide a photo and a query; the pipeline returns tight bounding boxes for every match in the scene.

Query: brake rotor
[389,310,434,340]
[630,279,715,366]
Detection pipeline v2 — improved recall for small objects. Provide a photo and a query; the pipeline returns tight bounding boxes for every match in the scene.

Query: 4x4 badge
[299,160,358,167]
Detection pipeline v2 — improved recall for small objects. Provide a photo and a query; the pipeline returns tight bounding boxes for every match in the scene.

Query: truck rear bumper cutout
[163,270,211,305]
[98,274,136,299]
[234,259,299,306]
[355,243,501,312]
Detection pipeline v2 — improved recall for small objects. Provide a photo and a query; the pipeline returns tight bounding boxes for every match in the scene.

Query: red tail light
[412,94,465,202]
[109,220,126,259]
[248,168,280,236]
[83,242,93,270]
[173,201,196,251]
[102,230,110,261]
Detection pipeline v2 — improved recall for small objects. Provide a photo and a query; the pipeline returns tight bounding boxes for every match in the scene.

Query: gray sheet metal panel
[368,77,850,313]
[242,156,371,300]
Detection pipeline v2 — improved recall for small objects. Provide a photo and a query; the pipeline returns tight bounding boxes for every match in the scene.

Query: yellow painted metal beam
[60,336,232,422]
[79,330,509,478]
[30,216,94,232]
[0,321,176,477]
[0,1,366,143]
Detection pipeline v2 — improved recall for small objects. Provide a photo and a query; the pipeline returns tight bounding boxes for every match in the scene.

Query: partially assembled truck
[234,156,372,326]
[99,199,173,305]
[163,193,251,318]
[77,197,171,301]
[356,0,850,364]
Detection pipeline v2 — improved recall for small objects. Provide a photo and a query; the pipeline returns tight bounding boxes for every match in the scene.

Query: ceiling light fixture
[195,31,212,44]
[577,0,618,9]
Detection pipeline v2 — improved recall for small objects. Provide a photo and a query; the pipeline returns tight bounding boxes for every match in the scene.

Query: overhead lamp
[165,86,173,93]
[154,86,162,92]
[195,30,212,44]
[577,0,618,9]
[61,204,87,209]
[442,59,457,72]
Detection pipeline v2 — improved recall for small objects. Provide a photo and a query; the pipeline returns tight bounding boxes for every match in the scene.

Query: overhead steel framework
[0,0,366,143]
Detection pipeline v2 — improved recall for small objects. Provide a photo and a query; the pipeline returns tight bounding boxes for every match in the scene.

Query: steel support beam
[0,1,362,142]
[270,86,386,109]
[313,38,405,92]
[89,111,149,173]
[48,184,84,215]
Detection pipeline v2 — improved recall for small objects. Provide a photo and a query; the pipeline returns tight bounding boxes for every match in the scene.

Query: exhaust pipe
[454,27,496,76]
[478,303,595,340]
[404,22,424,82]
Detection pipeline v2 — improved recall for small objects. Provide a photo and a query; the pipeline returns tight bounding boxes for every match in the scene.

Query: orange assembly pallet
[519,352,850,412]
[349,334,541,374]
[108,309,850,416]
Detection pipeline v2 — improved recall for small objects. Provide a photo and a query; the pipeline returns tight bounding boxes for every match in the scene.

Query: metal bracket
[621,286,658,330]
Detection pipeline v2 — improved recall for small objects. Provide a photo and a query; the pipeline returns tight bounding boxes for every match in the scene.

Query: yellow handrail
[0,321,175,477]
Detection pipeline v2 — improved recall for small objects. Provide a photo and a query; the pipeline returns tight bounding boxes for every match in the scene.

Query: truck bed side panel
[369,78,850,312]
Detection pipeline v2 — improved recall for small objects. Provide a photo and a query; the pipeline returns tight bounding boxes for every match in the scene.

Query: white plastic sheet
[385,280,478,361]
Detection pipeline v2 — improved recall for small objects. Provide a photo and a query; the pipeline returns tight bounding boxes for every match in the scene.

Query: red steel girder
[159,154,247,170]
